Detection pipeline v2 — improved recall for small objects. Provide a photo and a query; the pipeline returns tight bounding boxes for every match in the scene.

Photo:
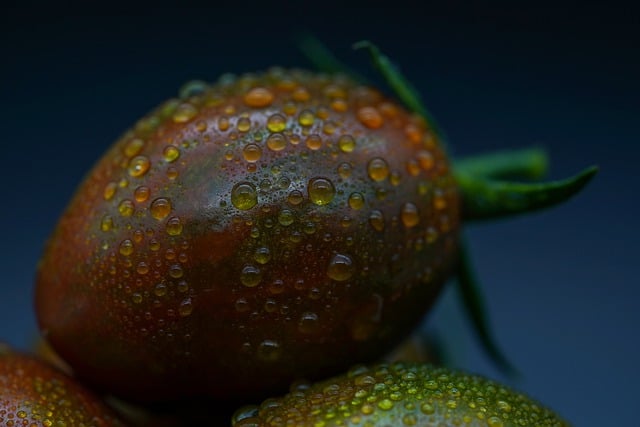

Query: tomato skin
[0,345,125,426]
[232,362,569,426]
[35,69,459,402]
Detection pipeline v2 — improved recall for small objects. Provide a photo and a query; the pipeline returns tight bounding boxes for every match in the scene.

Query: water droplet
[367,157,390,182]
[179,298,193,317]
[243,143,262,162]
[172,103,198,123]
[166,217,183,236]
[134,185,150,202]
[287,190,304,205]
[330,98,348,112]
[369,210,385,231]
[278,209,295,226]
[254,247,271,264]
[132,292,143,304]
[235,297,250,312]
[420,402,434,415]
[136,262,149,275]
[348,192,365,210]
[298,312,319,334]
[305,134,322,150]
[402,414,417,426]
[231,182,258,210]
[267,114,287,132]
[104,182,118,200]
[406,159,420,176]
[327,253,354,281]
[166,166,179,180]
[119,239,134,256]
[124,138,145,157]
[244,87,274,108]
[298,109,315,126]
[163,145,180,162]
[257,339,281,362]
[357,106,383,129]
[401,202,420,228]
[118,199,135,217]
[154,283,167,296]
[390,171,401,186]
[378,399,394,411]
[179,80,208,98]
[292,87,310,102]
[101,215,114,232]
[237,116,251,132]
[266,133,287,151]
[150,198,172,220]
[308,177,335,206]
[338,134,356,153]
[337,162,352,179]
[417,150,434,170]
[218,115,230,131]
[169,264,184,278]
[241,265,262,287]
[128,155,151,177]
[177,280,189,292]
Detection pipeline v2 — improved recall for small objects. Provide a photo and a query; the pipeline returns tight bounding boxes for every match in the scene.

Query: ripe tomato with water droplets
[35,68,460,402]
[0,344,125,426]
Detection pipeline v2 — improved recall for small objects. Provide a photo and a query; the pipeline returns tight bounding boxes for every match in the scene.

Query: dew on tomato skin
[162,145,180,163]
[136,262,149,275]
[100,215,113,232]
[308,177,335,206]
[166,166,179,180]
[178,298,193,317]
[169,264,184,279]
[165,217,183,236]
[241,265,262,287]
[369,210,385,232]
[298,312,319,334]
[356,106,383,129]
[267,114,287,133]
[103,182,118,201]
[298,109,315,126]
[292,86,310,102]
[367,157,390,182]
[231,182,258,210]
[117,239,132,257]
[134,185,150,202]
[269,279,284,294]
[348,192,365,210]
[278,209,295,226]
[267,133,287,151]
[406,159,420,177]
[172,103,198,123]
[287,190,304,205]
[337,134,356,153]
[327,253,354,281]
[237,116,251,133]
[417,150,434,170]
[243,87,274,108]
[401,202,420,228]
[305,134,322,150]
[154,283,167,297]
[150,198,172,220]
[124,138,145,157]
[128,155,151,177]
[131,293,143,304]
[118,199,135,217]
[218,115,230,131]
[254,247,271,265]
[242,143,262,162]
[257,339,281,362]
[337,162,352,179]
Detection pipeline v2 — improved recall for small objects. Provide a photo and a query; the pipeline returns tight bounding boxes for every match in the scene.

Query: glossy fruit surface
[232,361,567,426]
[35,68,459,402]
[0,344,124,426]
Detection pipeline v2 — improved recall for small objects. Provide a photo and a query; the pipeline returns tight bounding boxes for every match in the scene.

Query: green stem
[457,166,598,221]
[454,147,549,181]
[295,33,368,83]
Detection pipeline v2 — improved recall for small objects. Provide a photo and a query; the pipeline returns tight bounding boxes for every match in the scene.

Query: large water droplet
[240,265,262,287]
[327,253,354,281]
[243,87,274,108]
[257,339,281,362]
[401,202,420,228]
[308,177,335,206]
[231,182,258,210]
[357,106,383,129]
[367,157,390,182]
[242,143,262,163]
[266,133,287,151]
[128,155,151,177]
[150,198,172,220]
[163,145,180,163]
[267,114,287,132]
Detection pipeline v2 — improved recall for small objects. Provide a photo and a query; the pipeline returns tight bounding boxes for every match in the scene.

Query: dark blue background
[1,3,638,426]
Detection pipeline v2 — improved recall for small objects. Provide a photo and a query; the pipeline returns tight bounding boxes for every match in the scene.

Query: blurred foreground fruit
[0,343,125,426]
[35,69,459,402]
[232,361,567,427]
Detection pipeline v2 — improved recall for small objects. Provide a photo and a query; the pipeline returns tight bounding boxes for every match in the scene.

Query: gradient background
[1,3,638,426]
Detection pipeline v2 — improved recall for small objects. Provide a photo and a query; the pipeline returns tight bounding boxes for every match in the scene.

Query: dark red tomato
[35,69,459,402]
[0,344,125,426]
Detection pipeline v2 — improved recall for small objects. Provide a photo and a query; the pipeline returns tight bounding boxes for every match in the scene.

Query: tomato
[35,68,459,402]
